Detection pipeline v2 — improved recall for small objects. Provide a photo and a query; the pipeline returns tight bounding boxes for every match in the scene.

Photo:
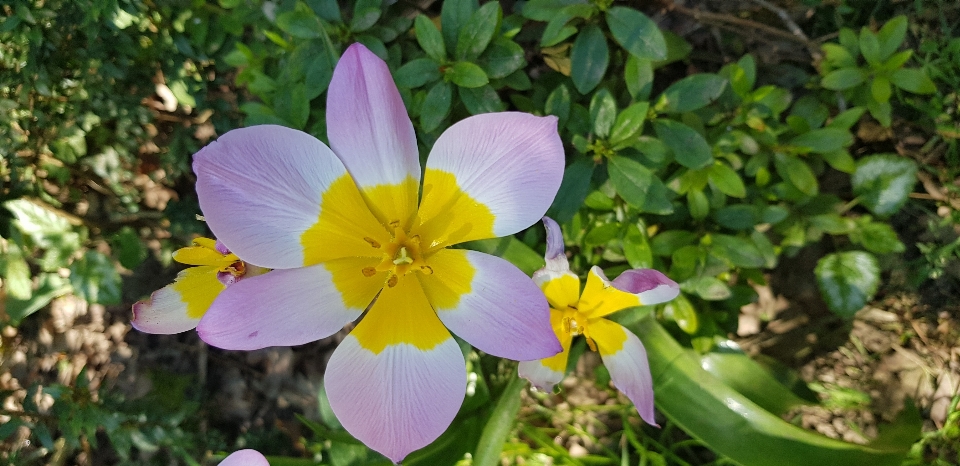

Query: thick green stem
[472,371,526,466]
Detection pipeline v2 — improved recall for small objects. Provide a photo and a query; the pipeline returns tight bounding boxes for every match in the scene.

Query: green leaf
[890,68,937,94]
[589,88,616,138]
[827,107,866,130]
[464,237,543,275]
[634,318,921,466]
[415,15,446,62]
[708,162,746,198]
[789,128,853,154]
[276,5,322,38]
[821,149,856,173]
[859,28,882,66]
[544,84,571,129]
[522,0,587,21]
[441,0,479,52]
[663,293,698,334]
[654,120,713,169]
[690,276,732,301]
[714,204,761,230]
[821,68,867,90]
[609,155,653,207]
[3,242,31,299]
[570,24,608,94]
[850,220,905,254]
[447,61,489,88]
[876,16,907,61]
[456,2,501,60]
[624,55,654,100]
[273,83,310,129]
[655,74,727,113]
[699,350,811,414]
[460,85,504,114]
[420,80,452,132]
[473,373,525,466]
[623,224,653,268]
[69,251,121,305]
[395,58,441,88]
[651,230,698,256]
[609,101,649,147]
[5,199,80,253]
[687,189,709,220]
[539,11,579,48]
[774,153,818,196]
[547,158,593,223]
[478,38,525,79]
[871,75,892,103]
[851,154,917,217]
[815,251,880,318]
[822,43,856,69]
[605,6,666,60]
[111,227,148,270]
[584,223,620,247]
[350,0,381,32]
[711,234,765,268]
[4,273,71,326]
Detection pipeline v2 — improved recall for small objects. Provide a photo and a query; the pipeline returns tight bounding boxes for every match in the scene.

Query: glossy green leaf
[4,273,70,326]
[655,74,727,113]
[815,251,880,318]
[827,107,866,130]
[851,154,917,216]
[456,2,500,60]
[441,0,479,51]
[273,83,309,129]
[774,153,818,196]
[2,242,31,299]
[890,68,937,94]
[821,68,867,90]
[625,55,653,100]
[687,189,709,220]
[350,0,381,32]
[415,14,446,62]
[460,85,504,114]
[539,11,579,48]
[609,155,653,208]
[663,293,698,334]
[654,119,713,169]
[651,230,698,256]
[871,75,892,103]
[478,38,524,79]
[584,223,620,247]
[609,101,649,147]
[589,88,616,138]
[276,5,322,38]
[605,6,666,60]
[850,219,905,254]
[789,128,853,154]
[714,204,761,230]
[464,237,544,275]
[623,224,653,268]
[822,43,856,69]
[395,58,441,88]
[708,162,746,198]
[522,0,588,21]
[420,80,452,132]
[859,28,882,66]
[699,349,810,414]
[633,318,920,466]
[711,234,765,269]
[821,149,856,174]
[544,84,571,129]
[570,24,608,94]
[547,158,593,223]
[448,61,489,88]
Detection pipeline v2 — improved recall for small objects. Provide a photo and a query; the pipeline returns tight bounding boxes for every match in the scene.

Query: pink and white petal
[423,249,561,361]
[196,263,372,350]
[532,217,579,309]
[416,113,564,246]
[591,319,658,426]
[519,309,572,391]
[131,266,224,334]
[325,336,465,464]
[219,449,269,466]
[193,125,352,269]
[327,43,420,226]
[611,269,680,305]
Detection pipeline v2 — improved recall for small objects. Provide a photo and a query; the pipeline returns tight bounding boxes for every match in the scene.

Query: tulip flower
[519,217,680,426]
[190,43,564,462]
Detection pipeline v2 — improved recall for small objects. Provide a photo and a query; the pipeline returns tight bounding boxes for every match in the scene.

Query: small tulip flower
[131,237,266,334]
[189,43,564,462]
[519,217,680,426]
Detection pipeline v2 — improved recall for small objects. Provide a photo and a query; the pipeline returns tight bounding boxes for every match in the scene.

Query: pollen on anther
[420,265,433,275]
[362,267,377,277]
[363,237,381,248]
[387,275,399,287]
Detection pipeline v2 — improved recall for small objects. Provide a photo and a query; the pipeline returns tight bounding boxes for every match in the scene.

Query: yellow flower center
[361,221,434,287]
[560,305,597,352]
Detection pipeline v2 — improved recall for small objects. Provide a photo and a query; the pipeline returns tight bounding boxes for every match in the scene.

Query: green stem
[472,371,526,466]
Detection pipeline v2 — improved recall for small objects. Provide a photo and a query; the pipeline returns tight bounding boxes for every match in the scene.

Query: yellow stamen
[363,237,381,248]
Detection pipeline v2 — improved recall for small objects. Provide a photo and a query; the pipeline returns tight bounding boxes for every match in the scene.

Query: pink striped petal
[518,309,572,391]
[418,113,564,243]
[219,449,269,466]
[610,268,680,305]
[196,262,375,350]
[533,216,575,293]
[592,319,658,426]
[193,125,352,269]
[131,266,224,334]
[423,249,561,361]
[327,43,420,226]
[325,337,464,463]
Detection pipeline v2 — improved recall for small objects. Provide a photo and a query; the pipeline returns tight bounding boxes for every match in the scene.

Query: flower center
[361,221,434,287]
[216,256,248,286]
[561,306,597,352]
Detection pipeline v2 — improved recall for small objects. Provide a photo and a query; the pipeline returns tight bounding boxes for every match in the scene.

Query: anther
[363,237,381,248]
[387,275,399,287]
[420,265,433,275]
[362,267,377,277]
[389,220,401,228]
[586,337,598,352]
